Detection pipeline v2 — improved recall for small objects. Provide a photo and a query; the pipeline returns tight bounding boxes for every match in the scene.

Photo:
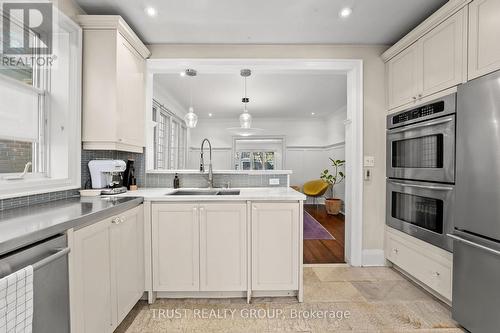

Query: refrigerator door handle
[447,234,500,256]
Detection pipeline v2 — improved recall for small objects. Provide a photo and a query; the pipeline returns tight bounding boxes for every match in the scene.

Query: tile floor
[115,266,464,333]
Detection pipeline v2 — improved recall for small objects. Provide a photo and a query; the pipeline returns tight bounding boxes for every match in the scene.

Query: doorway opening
[146,59,363,266]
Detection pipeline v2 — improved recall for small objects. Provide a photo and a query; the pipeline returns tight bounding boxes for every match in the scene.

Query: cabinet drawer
[386,233,452,300]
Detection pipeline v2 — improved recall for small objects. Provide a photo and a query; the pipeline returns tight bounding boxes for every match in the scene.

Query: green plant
[320,158,345,198]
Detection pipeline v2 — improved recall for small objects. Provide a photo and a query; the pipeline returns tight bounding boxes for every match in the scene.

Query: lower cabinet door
[152,203,200,291]
[72,218,114,333]
[199,203,247,291]
[112,206,144,324]
[251,202,299,291]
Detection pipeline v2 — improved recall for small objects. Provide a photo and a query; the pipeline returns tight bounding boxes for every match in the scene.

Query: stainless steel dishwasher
[0,234,70,333]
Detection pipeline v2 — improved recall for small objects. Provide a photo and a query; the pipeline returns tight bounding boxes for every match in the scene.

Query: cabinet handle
[111,217,121,224]
[392,248,399,254]
[431,272,440,278]
[418,93,422,98]
[412,96,417,100]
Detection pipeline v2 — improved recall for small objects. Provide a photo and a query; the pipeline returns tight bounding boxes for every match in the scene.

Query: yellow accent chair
[303,179,329,206]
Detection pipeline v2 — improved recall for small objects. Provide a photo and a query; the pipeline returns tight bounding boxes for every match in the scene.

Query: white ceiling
[75,0,447,44]
[154,72,347,119]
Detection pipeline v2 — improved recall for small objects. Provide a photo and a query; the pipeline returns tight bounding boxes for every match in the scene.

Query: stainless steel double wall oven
[386,94,456,252]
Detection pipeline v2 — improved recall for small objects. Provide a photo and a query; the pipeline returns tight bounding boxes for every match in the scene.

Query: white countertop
[146,170,293,175]
[115,187,306,201]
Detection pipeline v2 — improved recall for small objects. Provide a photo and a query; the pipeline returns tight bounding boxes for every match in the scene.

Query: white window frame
[152,99,187,170]
[0,11,82,199]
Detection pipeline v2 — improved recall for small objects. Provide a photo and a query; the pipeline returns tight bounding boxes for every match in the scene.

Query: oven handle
[447,234,500,256]
[32,247,70,271]
[387,117,454,134]
[388,180,454,191]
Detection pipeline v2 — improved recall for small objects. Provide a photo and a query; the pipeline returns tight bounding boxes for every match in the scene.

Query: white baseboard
[362,249,386,266]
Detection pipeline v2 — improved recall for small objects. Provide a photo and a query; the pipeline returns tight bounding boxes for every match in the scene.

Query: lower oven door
[386,179,454,251]
[386,115,455,183]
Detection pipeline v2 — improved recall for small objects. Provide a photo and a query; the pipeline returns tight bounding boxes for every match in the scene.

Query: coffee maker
[88,160,127,195]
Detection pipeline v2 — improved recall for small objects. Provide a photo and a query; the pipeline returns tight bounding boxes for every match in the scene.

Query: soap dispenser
[173,173,180,189]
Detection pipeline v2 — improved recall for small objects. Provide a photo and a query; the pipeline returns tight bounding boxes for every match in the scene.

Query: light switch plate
[269,178,280,185]
[364,156,375,167]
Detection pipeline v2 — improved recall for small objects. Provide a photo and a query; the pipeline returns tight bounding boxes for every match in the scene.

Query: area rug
[303,211,335,240]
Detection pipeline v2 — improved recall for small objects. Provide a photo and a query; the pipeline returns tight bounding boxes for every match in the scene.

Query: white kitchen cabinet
[71,205,144,333]
[251,202,299,291]
[387,43,421,110]
[78,16,150,153]
[199,203,247,291]
[111,206,145,324]
[71,216,114,333]
[386,8,466,110]
[152,203,200,291]
[468,0,500,80]
[385,227,453,303]
[420,9,466,97]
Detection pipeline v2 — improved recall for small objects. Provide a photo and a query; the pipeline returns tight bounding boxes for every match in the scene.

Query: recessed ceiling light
[179,71,186,77]
[208,113,213,117]
[339,7,352,18]
[145,6,157,17]
[311,112,316,116]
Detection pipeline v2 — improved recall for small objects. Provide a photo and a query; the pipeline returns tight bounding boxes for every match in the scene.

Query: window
[235,151,276,170]
[0,10,81,197]
[152,100,187,169]
[233,137,284,171]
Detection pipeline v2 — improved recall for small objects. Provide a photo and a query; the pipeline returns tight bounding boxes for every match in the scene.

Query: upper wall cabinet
[386,8,467,110]
[386,43,421,109]
[468,0,500,80]
[78,16,151,153]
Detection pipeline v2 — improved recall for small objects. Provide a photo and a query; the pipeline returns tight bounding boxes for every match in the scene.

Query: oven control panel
[392,101,445,125]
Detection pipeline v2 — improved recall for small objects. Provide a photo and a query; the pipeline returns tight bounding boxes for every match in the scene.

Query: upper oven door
[386,179,454,252]
[387,114,455,183]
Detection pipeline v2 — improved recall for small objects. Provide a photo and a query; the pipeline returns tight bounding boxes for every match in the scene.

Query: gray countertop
[0,196,143,256]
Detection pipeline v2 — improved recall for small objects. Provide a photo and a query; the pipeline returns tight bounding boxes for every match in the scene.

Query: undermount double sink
[167,189,241,196]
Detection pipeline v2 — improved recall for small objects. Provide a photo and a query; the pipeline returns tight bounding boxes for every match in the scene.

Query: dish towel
[0,266,33,333]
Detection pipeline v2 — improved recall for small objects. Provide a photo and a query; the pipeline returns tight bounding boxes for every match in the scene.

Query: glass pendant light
[239,69,252,128]
[227,69,263,136]
[184,69,198,128]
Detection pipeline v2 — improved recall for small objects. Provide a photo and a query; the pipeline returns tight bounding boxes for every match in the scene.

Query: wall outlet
[364,156,375,167]
[269,178,280,185]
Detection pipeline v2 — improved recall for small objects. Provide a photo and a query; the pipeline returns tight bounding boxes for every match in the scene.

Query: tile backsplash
[0,189,80,212]
[145,173,289,188]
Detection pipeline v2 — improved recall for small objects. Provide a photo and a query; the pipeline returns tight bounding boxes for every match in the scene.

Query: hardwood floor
[303,204,345,264]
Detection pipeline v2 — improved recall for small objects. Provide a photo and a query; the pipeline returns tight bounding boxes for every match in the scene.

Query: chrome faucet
[200,138,213,188]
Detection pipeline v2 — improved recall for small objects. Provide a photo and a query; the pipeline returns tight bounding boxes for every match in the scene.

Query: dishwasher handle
[33,247,70,271]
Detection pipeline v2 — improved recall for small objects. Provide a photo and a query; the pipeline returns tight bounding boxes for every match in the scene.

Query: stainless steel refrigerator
[450,69,500,332]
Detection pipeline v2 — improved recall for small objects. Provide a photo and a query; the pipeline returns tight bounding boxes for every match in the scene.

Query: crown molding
[76,15,151,59]
[381,0,471,62]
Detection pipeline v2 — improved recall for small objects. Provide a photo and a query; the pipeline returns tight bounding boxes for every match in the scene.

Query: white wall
[186,108,347,203]
[147,44,387,256]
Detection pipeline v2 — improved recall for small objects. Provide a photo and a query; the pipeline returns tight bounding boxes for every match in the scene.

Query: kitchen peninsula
[118,186,305,303]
